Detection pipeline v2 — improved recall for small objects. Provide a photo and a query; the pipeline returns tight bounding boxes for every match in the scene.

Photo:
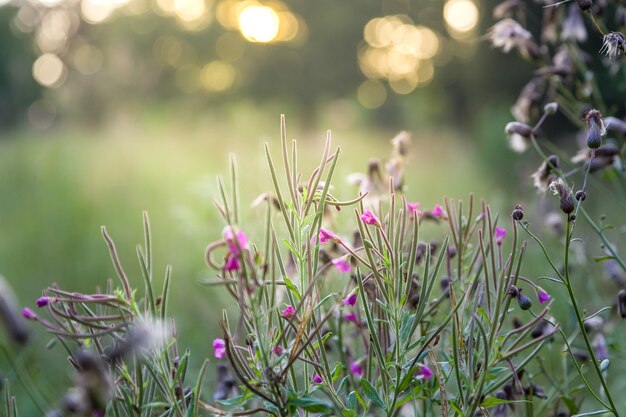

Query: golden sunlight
[443,0,479,34]
[238,4,279,43]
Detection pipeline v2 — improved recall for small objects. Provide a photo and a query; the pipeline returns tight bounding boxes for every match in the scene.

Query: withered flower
[600,32,625,60]
[489,19,539,58]
[531,155,560,192]
[549,178,575,214]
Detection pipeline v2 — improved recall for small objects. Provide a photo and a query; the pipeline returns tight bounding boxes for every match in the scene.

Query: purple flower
[343,293,358,306]
[494,226,507,245]
[313,228,339,245]
[36,296,51,308]
[332,257,351,273]
[344,311,358,323]
[224,255,240,272]
[222,226,248,256]
[414,363,433,380]
[349,361,364,377]
[213,338,226,359]
[272,345,284,355]
[430,204,446,218]
[311,373,323,384]
[360,210,380,226]
[281,305,296,319]
[22,307,37,321]
[537,289,551,304]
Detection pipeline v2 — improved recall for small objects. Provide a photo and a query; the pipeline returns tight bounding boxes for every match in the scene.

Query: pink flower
[537,289,551,304]
[281,305,296,319]
[313,228,339,245]
[360,210,380,226]
[407,202,420,219]
[272,345,284,355]
[22,307,37,320]
[213,338,226,359]
[312,373,323,384]
[494,226,507,245]
[223,226,248,256]
[332,257,351,273]
[343,293,358,306]
[224,255,240,272]
[344,311,358,323]
[349,361,364,377]
[430,204,446,218]
[36,297,51,308]
[414,363,433,380]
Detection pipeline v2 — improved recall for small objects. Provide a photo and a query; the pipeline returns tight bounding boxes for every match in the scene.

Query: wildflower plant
[492,0,626,414]
[0,116,574,416]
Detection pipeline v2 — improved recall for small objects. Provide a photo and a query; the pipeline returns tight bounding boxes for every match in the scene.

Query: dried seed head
[600,32,625,60]
[505,122,534,152]
[489,19,535,54]
[531,155,560,192]
[584,109,606,149]
[549,178,575,214]
[508,285,520,298]
[512,204,524,221]
[618,289,626,318]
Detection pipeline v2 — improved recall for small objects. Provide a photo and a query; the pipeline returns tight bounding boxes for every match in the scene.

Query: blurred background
[1,0,625,413]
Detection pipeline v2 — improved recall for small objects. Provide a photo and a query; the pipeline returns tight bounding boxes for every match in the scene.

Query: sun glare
[238,5,279,43]
[444,0,479,34]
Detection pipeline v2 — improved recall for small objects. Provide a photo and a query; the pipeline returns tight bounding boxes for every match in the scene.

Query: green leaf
[480,397,512,408]
[283,277,302,302]
[562,397,579,414]
[594,256,614,263]
[360,379,386,410]
[287,395,332,412]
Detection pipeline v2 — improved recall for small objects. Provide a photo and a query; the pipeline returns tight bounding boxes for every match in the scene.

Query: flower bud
[517,293,533,310]
[584,109,605,149]
[575,190,586,201]
[576,0,591,11]
[543,102,558,115]
[512,204,524,221]
[505,122,533,137]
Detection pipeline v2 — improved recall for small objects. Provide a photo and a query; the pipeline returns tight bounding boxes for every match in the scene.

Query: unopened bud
[575,190,586,201]
[505,122,533,137]
[543,102,559,115]
[517,293,533,310]
[512,204,524,221]
[584,109,605,149]
[576,0,592,11]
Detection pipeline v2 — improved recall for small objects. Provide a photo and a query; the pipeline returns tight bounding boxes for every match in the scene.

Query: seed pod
[512,204,524,221]
[576,0,591,11]
[517,293,533,310]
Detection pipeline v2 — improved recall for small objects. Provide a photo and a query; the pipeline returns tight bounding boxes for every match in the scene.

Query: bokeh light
[357,79,387,109]
[444,0,479,37]
[359,15,440,95]
[238,4,279,43]
[201,60,236,92]
[32,53,66,88]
